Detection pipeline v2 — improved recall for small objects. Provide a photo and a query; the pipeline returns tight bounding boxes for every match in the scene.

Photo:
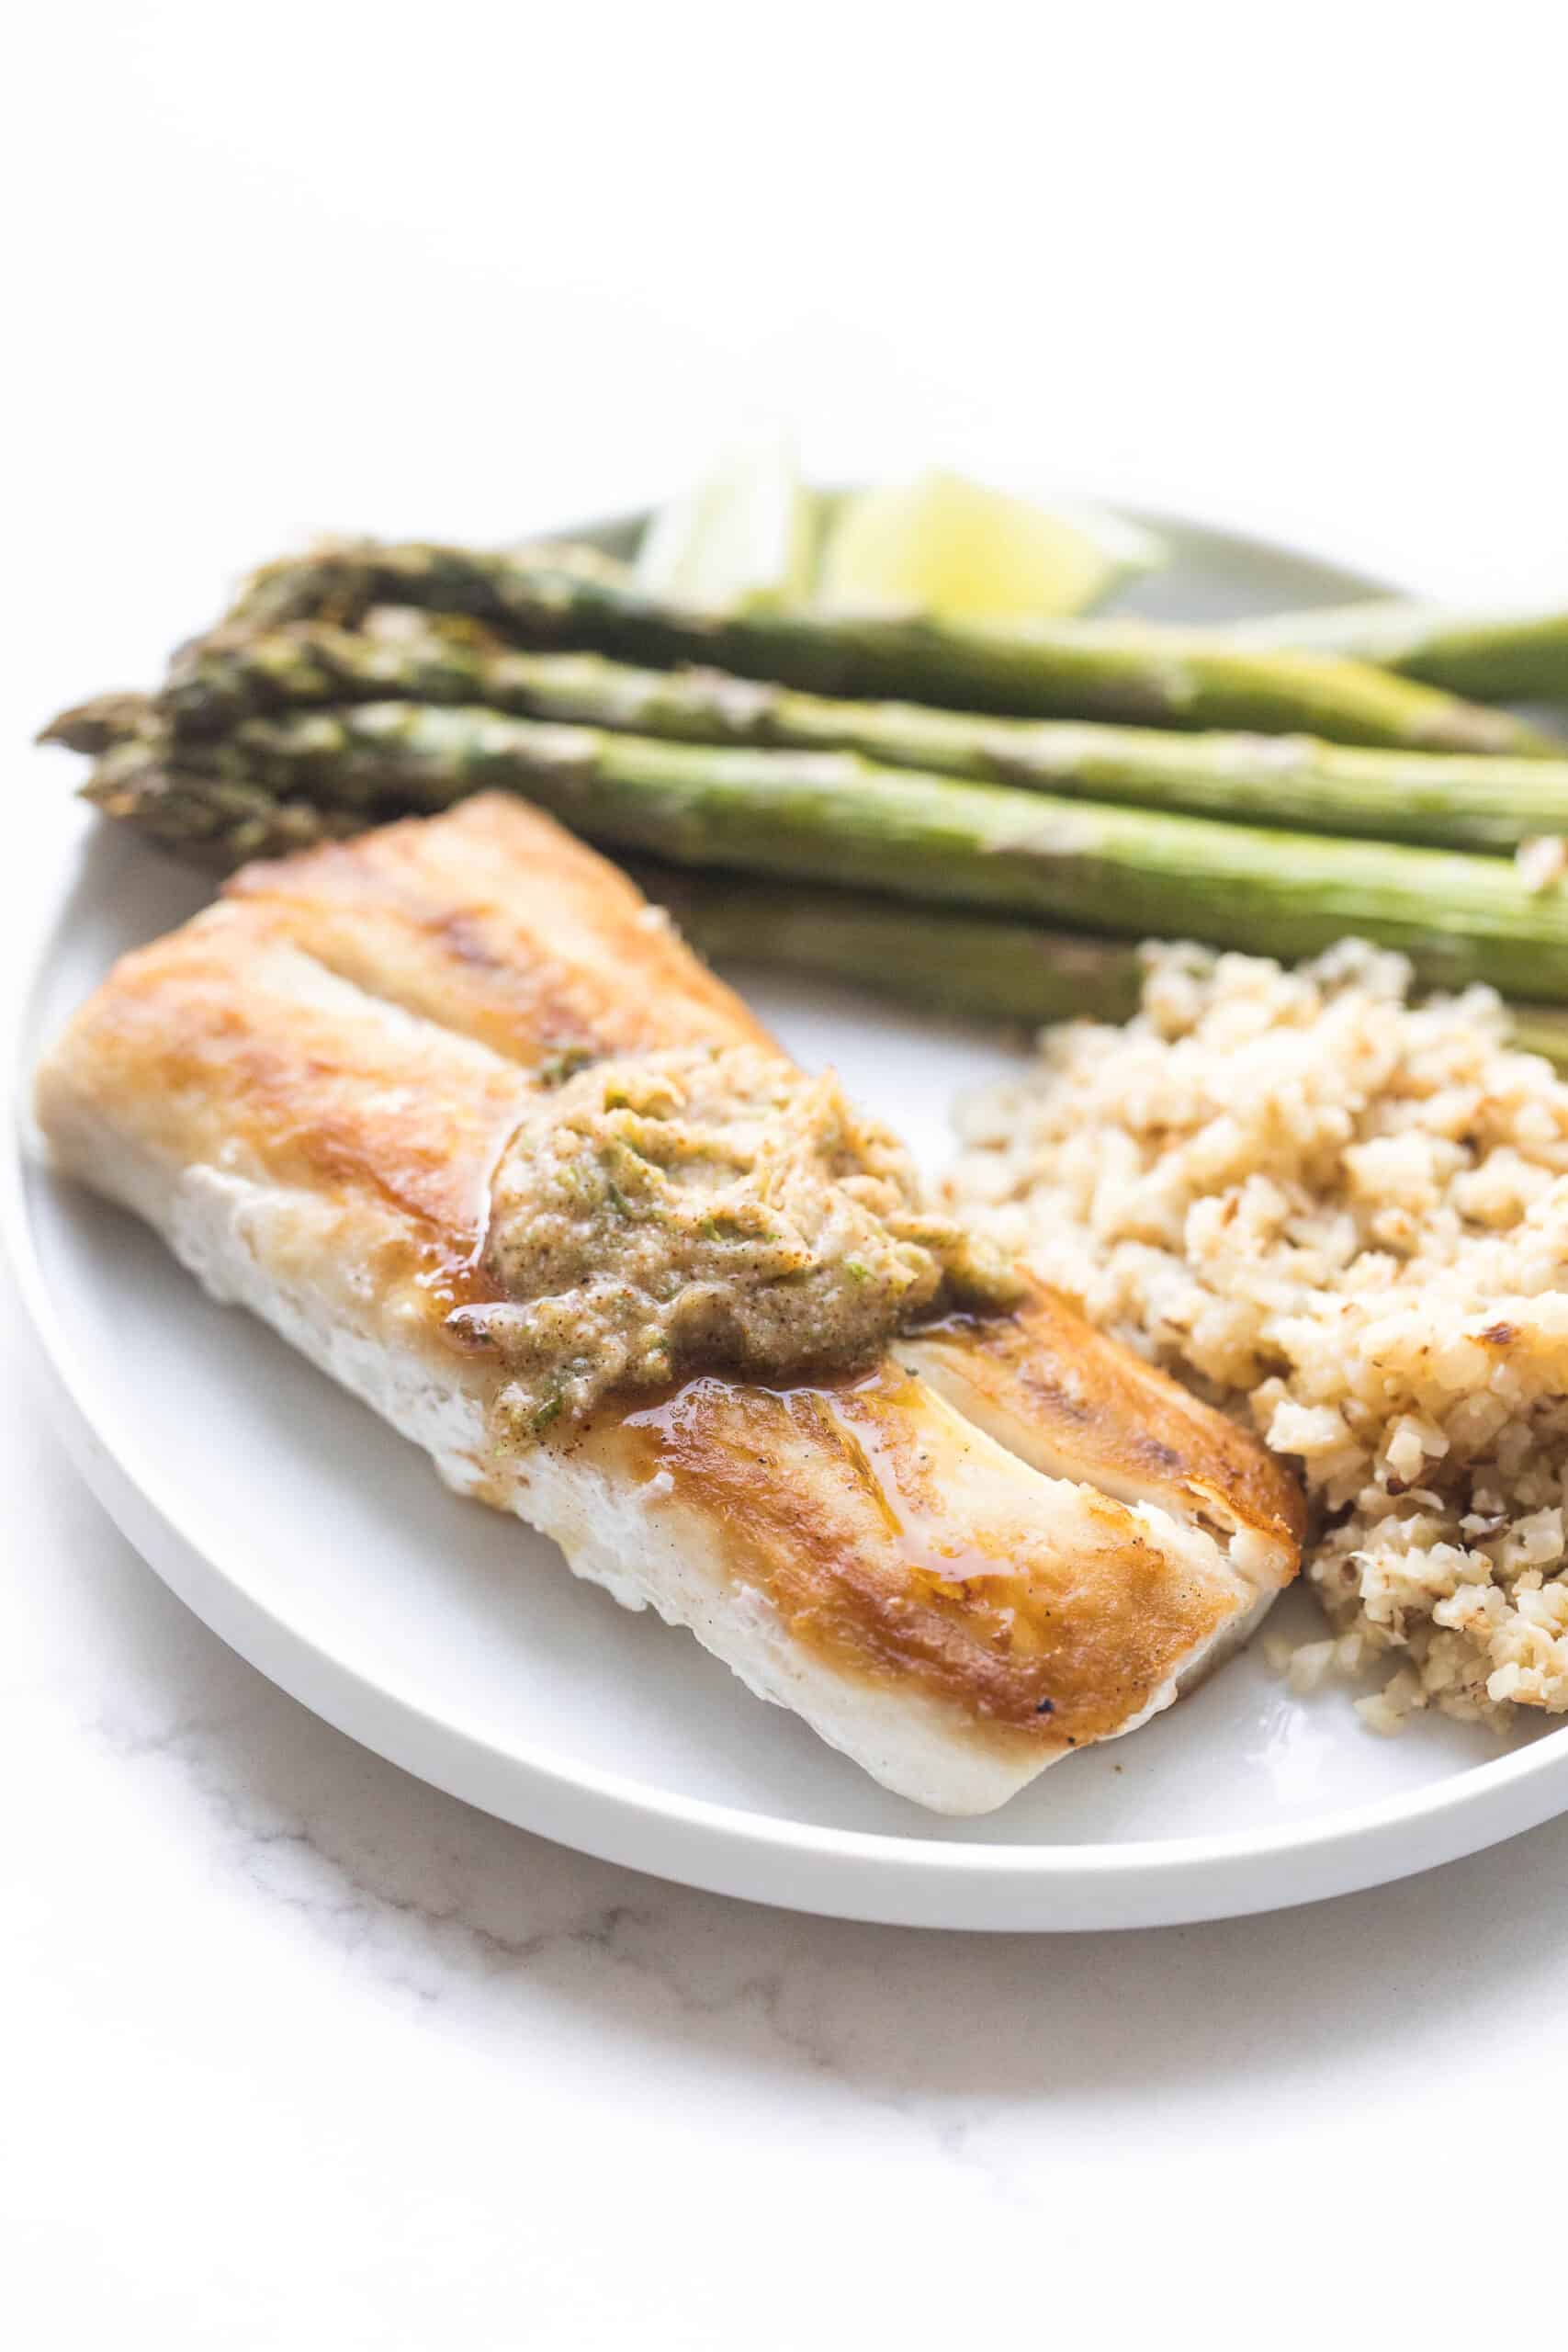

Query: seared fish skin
[35,795,1301,1811]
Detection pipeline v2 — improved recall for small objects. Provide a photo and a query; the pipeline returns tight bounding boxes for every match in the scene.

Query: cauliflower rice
[944,940,1568,1733]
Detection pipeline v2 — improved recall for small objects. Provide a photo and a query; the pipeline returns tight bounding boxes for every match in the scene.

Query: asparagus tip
[38,691,157,756]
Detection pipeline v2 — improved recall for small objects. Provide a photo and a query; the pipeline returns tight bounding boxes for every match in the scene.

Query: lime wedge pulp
[815,469,1165,622]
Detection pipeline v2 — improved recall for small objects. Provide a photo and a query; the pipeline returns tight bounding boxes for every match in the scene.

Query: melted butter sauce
[414,1108,528,1327]
[625,1356,1021,1601]
[414,1231,506,1317]
[801,1366,1021,1596]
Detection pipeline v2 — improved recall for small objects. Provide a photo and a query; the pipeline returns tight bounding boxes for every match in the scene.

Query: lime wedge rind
[635,439,819,614]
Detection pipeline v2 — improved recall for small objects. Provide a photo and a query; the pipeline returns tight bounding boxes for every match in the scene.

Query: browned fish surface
[899,1291,1305,1572]
[224,790,773,1067]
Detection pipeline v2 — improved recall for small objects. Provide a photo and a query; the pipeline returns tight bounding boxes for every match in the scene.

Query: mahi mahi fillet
[36,794,1303,1812]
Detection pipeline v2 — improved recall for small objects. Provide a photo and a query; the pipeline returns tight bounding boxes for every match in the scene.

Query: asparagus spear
[221,539,1553,755]
[649,865,1568,1069]
[56,700,1147,1023]
[168,698,1568,1001]
[70,733,1568,1066]
[1504,1004,1568,1069]
[162,619,1568,854]
[637,867,1148,1027]
[1222,602,1568,705]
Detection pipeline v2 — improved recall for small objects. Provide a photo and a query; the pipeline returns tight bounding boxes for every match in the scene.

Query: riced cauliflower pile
[945,940,1568,1732]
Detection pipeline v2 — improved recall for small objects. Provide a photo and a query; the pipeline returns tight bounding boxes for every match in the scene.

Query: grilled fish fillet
[36,794,1303,1813]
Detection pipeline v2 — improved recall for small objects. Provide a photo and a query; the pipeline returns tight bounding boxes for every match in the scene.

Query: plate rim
[13,508,1568,1931]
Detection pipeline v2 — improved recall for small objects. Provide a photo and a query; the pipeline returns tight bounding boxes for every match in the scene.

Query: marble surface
[11,1250,1568,2345]
[14,6,1568,2335]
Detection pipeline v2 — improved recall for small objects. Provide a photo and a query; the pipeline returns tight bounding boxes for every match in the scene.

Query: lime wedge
[815,469,1165,622]
[635,437,818,612]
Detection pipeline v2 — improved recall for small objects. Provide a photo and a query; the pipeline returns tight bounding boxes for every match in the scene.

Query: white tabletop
[10,6,1568,2342]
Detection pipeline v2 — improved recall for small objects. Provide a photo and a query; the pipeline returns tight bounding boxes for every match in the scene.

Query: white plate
[11,511,1568,1932]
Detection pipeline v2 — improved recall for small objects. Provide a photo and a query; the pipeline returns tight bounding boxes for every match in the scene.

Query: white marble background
[11,1268,1568,2346]
[11,6,1568,2343]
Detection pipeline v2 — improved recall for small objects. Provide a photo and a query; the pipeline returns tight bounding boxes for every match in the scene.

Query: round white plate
[11,511,1568,1931]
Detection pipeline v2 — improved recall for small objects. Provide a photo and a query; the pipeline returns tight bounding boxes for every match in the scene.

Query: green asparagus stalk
[1222,602,1568,706]
[166,697,1568,1001]
[62,706,1146,1022]
[637,866,1148,1027]
[160,619,1568,854]
[53,726,1568,1064]
[1503,1004,1568,1069]
[220,540,1554,756]
[648,865,1568,1069]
